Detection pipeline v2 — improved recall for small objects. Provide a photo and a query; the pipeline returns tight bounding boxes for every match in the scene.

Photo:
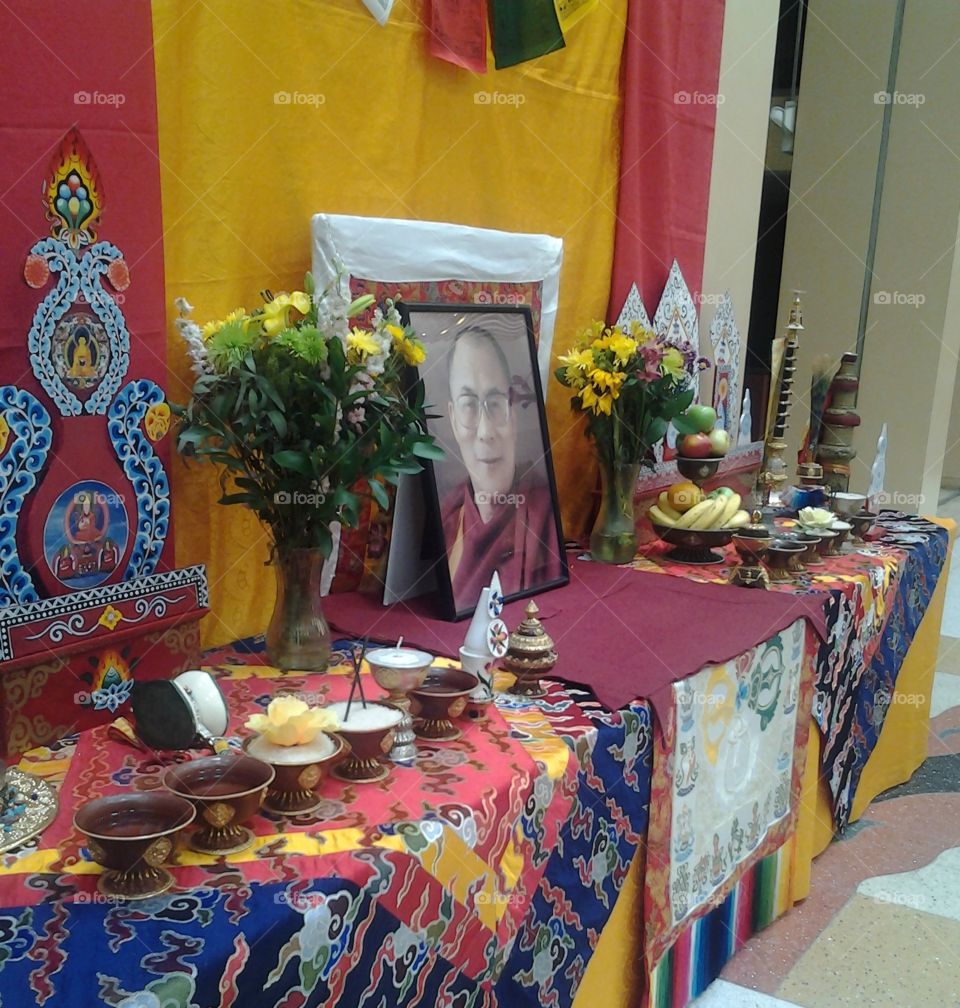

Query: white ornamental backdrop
[615,266,745,458]
[652,259,700,361]
[652,260,699,460]
[615,282,653,331]
[708,293,742,435]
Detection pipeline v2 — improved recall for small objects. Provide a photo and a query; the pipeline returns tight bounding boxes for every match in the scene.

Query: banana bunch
[650,488,750,531]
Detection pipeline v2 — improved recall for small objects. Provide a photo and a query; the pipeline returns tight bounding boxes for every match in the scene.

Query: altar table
[0,517,949,1008]
[0,654,653,1008]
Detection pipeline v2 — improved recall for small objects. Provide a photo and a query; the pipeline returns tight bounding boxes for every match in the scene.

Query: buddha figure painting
[53,313,109,392]
[43,480,129,590]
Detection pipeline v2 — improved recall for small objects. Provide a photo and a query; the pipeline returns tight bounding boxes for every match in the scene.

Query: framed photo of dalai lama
[400,303,568,620]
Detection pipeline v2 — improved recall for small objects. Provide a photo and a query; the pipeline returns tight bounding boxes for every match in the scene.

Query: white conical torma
[738,389,753,446]
[464,588,492,654]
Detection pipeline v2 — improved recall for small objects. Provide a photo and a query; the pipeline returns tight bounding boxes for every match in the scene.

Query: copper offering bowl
[675,454,723,483]
[651,521,734,566]
[410,667,479,743]
[830,520,853,553]
[785,530,821,567]
[730,526,772,589]
[242,733,344,816]
[163,752,273,855]
[731,526,772,565]
[764,539,805,582]
[807,527,839,558]
[74,792,195,900]
[850,510,876,543]
[326,700,404,783]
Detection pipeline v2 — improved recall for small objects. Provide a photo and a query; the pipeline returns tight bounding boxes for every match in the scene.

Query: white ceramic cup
[173,670,230,738]
[459,647,496,698]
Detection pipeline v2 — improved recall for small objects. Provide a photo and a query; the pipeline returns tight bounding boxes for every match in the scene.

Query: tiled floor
[692,495,960,1008]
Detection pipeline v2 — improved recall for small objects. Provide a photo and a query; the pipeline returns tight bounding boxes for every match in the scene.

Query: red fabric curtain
[609,0,727,317]
[0,0,174,581]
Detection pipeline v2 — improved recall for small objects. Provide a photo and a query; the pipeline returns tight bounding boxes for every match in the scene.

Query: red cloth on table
[324,557,828,719]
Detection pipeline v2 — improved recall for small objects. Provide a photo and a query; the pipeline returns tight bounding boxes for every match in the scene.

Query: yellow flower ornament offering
[245,696,340,747]
[798,506,835,529]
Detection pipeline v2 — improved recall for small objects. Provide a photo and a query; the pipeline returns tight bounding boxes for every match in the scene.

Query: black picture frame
[398,302,569,621]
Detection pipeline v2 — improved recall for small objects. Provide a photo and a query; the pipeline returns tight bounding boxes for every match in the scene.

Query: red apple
[679,433,712,458]
[708,428,731,457]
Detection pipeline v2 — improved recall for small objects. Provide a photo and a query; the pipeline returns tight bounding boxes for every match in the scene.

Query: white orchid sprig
[173,297,212,377]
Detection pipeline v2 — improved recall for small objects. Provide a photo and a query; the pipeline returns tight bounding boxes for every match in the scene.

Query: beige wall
[776,0,960,510]
[944,305,960,488]
[775,1,894,486]
[699,0,780,409]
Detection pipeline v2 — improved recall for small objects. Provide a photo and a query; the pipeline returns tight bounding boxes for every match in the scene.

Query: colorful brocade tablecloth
[0,650,652,1008]
[633,512,949,831]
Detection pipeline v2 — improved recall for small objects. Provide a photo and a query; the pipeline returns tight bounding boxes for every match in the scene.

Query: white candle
[326,701,403,731]
[366,647,432,669]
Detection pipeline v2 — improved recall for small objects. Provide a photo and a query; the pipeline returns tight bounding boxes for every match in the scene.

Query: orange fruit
[667,482,702,513]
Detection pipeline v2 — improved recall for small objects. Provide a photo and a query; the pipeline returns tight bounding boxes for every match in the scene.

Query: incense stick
[356,637,369,709]
[345,638,368,720]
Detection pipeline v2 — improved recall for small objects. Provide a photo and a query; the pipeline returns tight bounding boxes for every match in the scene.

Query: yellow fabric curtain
[153,0,626,645]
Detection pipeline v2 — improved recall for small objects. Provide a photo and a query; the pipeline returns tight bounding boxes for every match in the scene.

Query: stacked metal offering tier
[816,352,861,492]
[760,294,803,502]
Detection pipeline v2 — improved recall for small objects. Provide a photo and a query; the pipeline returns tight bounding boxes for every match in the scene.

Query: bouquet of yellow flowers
[174,273,440,558]
[555,321,708,466]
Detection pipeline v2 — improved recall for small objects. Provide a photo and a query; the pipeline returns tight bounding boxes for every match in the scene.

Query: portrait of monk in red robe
[438,323,564,614]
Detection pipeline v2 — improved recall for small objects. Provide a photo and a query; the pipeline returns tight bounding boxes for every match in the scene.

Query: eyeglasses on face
[453,392,511,429]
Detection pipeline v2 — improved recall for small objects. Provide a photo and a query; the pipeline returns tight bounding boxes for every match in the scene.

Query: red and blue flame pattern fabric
[0,656,651,1007]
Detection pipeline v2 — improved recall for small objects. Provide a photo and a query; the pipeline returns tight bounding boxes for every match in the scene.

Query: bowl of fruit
[648,483,751,565]
[674,405,732,481]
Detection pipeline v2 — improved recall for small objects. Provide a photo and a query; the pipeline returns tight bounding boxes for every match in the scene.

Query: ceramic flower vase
[265,547,331,672]
[590,460,640,564]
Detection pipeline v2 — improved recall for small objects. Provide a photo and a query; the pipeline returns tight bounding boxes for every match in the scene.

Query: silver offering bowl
[366,647,434,764]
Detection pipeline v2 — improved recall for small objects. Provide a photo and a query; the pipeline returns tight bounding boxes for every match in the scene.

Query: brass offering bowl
[410,668,479,742]
[850,510,876,543]
[651,522,735,566]
[163,752,273,855]
[326,700,404,783]
[74,792,195,900]
[764,539,805,583]
[242,733,344,816]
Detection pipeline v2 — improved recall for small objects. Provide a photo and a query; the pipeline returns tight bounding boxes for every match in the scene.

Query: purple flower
[637,345,663,383]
